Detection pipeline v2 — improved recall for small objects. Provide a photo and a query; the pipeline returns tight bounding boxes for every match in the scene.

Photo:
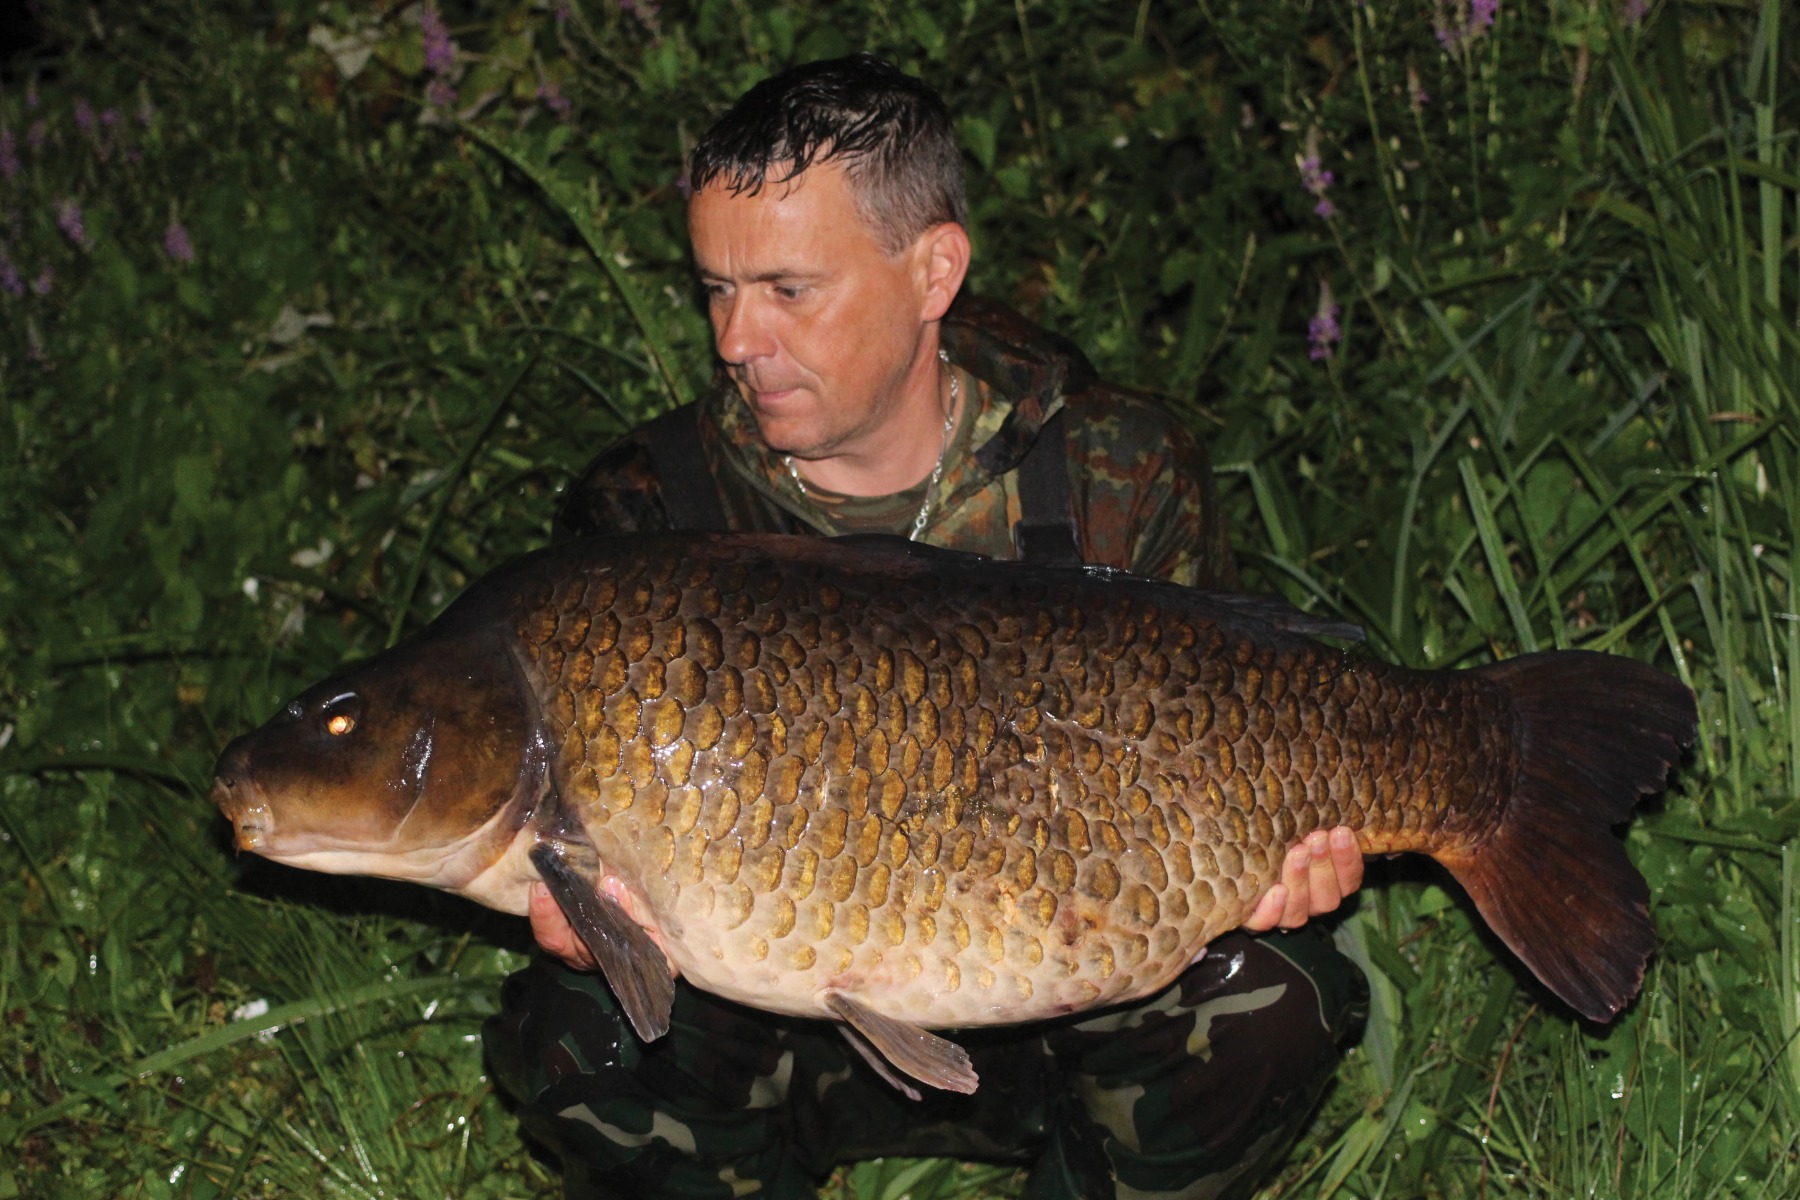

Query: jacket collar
[703,292,1093,517]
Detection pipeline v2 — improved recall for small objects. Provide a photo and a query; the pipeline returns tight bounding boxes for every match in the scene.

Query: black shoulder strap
[643,404,730,532]
[1012,408,1082,563]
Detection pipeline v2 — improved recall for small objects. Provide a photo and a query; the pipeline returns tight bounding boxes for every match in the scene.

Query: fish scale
[511,539,1506,1030]
[213,532,1695,1096]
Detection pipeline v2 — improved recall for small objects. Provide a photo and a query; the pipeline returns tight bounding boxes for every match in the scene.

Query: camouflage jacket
[557,294,1237,589]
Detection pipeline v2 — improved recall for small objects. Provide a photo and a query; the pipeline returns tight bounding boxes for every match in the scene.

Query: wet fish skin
[521,540,1479,1022]
[213,532,1697,1095]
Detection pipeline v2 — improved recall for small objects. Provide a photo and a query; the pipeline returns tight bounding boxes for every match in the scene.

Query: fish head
[211,628,542,891]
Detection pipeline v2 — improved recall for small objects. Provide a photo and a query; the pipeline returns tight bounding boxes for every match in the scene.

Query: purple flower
[675,170,692,199]
[552,2,572,22]
[1308,283,1341,361]
[164,220,194,263]
[0,255,22,298]
[1297,130,1336,219]
[0,128,18,181]
[1620,0,1649,24]
[31,266,52,296]
[537,82,572,119]
[421,6,456,75]
[1407,64,1430,112]
[74,98,94,134]
[100,108,120,129]
[1436,0,1500,52]
[419,5,459,109]
[55,199,89,249]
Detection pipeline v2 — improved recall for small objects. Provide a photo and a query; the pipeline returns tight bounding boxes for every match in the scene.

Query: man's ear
[913,222,971,322]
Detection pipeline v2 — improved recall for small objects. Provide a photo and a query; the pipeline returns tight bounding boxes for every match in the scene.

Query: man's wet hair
[689,53,967,254]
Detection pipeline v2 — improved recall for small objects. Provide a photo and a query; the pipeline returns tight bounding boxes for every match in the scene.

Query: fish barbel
[212,533,1696,1095]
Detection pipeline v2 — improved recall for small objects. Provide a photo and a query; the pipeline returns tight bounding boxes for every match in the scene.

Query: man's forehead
[691,159,835,219]
[689,161,883,274]
[714,157,814,203]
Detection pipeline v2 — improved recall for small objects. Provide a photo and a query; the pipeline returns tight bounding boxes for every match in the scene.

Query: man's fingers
[1244,883,1289,932]
[528,876,679,978]
[1281,834,1322,927]
[1329,826,1364,895]
[1251,840,1314,931]
[1245,827,1367,935]
[528,880,598,970]
[1303,831,1343,919]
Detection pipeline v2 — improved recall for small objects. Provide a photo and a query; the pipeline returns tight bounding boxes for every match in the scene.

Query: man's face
[688,161,939,463]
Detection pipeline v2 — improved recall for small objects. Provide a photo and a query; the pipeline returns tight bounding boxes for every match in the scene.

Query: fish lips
[211,736,275,852]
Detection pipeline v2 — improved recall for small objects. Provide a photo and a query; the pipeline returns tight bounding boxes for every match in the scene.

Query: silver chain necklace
[784,348,959,542]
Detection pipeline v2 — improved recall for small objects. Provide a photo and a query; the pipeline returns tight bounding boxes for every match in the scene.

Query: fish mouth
[211,737,277,852]
[210,773,275,852]
[208,770,354,861]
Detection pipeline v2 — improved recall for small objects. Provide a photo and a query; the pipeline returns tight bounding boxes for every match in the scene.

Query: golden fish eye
[325,713,355,736]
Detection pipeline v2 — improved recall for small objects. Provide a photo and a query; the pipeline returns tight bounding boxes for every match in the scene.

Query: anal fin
[529,842,674,1042]
[823,990,977,1097]
[835,1021,922,1102]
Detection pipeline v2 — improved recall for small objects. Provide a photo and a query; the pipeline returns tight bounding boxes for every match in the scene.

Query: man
[486,54,1367,1200]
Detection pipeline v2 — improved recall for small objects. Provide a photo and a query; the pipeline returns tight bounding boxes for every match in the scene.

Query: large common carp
[212,533,1696,1096]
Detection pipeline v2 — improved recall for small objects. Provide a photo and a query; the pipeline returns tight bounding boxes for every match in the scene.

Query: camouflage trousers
[484,927,1366,1200]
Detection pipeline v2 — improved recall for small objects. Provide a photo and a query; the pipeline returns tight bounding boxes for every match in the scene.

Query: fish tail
[1437,650,1696,1022]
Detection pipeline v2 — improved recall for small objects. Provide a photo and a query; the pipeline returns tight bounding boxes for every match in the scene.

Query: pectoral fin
[823,990,978,1097]
[529,842,674,1042]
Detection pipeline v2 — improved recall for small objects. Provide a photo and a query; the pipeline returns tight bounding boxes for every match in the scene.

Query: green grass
[3,0,1797,1196]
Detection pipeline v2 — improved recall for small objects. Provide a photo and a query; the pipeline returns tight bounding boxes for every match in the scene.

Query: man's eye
[774,285,804,301]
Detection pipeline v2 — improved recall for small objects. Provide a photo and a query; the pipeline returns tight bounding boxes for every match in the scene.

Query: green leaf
[172,453,216,519]
[961,115,997,173]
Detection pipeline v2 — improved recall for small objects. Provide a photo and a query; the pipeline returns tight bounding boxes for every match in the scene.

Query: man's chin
[748,412,827,459]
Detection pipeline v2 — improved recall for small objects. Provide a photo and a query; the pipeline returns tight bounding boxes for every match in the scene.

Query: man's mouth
[732,371,802,402]
[743,387,810,418]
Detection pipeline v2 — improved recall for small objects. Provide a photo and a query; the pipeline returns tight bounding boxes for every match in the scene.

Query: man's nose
[714,293,773,365]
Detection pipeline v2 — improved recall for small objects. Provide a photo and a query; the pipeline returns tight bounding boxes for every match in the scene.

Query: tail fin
[1437,650,1697,1022]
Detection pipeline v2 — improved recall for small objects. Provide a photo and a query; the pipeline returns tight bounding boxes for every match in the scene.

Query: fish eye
[325,713,355,736]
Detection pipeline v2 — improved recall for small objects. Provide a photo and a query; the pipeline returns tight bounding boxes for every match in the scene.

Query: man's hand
[528,876,680,977]
[1242,826,1364,932]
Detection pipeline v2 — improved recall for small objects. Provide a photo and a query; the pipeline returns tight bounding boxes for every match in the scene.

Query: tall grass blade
[470,127,695,410]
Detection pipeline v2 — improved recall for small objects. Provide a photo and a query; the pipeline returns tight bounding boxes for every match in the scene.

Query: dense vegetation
[2,1,1795,1196]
